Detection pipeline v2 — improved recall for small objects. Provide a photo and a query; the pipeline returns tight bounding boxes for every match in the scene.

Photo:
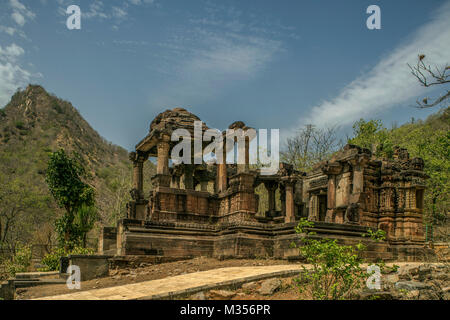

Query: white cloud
[147,4,290,108]
[112,6,127,19]
[11,12,25,26]
[0,2,38,107]
[298,1,450,130]
[129,0,155,5]
[83,1,109,19]
[0,44,31,107]
[0,43,25,61]
[149,32,282,107]
[9,0,35,26]
[0,25,18,36]
[10,0,27,12]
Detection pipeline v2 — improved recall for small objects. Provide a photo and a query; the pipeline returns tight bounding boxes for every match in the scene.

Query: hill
[0,85,154,249]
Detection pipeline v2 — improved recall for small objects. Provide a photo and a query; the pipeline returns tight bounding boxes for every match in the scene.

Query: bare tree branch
[408,54,449,108]
[281,125,339,171]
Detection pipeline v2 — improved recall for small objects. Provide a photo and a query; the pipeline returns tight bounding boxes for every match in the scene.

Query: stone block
[68,255,112,281]
[0,280,15,300]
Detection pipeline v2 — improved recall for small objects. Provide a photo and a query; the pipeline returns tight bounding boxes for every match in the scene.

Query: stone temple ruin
[99,108,429,261]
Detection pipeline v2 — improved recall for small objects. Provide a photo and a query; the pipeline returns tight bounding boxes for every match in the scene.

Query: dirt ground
[16,257,295,300]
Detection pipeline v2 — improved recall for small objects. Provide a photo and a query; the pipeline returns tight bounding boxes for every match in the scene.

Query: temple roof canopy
[135,107,209,156]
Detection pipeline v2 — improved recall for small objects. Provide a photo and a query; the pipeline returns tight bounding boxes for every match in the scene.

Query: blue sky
[0,0,449,150]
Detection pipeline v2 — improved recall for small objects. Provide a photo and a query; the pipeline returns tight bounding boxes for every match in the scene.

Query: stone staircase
[1,271,70,299]
[14,271,68,288]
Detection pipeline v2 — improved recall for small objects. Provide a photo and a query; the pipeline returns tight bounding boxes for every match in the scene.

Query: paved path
[34,262,427,300]
[35,264,307,300]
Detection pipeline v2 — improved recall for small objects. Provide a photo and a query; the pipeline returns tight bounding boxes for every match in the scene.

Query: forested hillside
[0,85,154,250]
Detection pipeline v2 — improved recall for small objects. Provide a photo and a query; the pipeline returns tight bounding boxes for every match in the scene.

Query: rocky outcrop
[357,263,449,300]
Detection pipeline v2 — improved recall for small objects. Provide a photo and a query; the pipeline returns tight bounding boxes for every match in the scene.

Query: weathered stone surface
[398,265,420,280]
[417,264,432,281]
[382,274,399,290]
[208,290,236,299]
[190,291,206,300]
[418,289,441,300]
[358,289,395,300]
[68,255,110,281]
[442,286,450,300]
[395,281,433,291]
[257,279,281,295]
[384,274,399,284]
[432,272,449,281]
[241,281,259,291]
[405,290,420,299]
[0,280,15,300]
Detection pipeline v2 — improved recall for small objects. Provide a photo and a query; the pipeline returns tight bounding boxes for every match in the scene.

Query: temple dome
[150,107,208,135]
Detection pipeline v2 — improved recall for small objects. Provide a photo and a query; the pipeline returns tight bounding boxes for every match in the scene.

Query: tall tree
[45,149,96,249]
[282,125,339,171]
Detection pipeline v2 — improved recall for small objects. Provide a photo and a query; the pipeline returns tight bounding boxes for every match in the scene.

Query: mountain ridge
[0,84,154,248]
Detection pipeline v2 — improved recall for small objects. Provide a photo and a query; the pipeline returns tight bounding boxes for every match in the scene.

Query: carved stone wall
[100,109,430,261]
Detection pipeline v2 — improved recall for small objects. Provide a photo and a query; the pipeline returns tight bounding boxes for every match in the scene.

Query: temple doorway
[318,194,327,221]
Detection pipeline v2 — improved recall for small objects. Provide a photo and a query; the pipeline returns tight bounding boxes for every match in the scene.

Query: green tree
[75,204,98,248]
[45,149,96,249]
[292,218,368,300]
[0,178,48,252]
[348,119,393,158]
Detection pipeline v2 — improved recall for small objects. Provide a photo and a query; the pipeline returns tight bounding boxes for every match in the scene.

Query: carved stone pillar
[171,174,180,189]
[237,136,250,174]
[350,155,368,194]
[279,183,286,216]
[170,165,183,189]
[196,169,210,192]
[325,175,336,222]
[217,144,228,193]
[157,135,170,175]
[152,134,171,188]
[129,151,146,199]
[321,162,342,223]
[348,155,369,207]
[353,167,364,194]
[264,181,277,217]
[183,164,195,190]
[283,177,295,223]
[308,194,318,221]
[128,151,149,220]
[200,181,208,192]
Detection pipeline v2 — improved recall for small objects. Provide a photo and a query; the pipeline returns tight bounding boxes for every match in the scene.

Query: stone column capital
[136,151,148,162]
[348,154,370,168]
[281,176,296,187]
[263,180,278,191]
[129,151,137,162]
[321,162,342,175]
[160,133,171,143]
